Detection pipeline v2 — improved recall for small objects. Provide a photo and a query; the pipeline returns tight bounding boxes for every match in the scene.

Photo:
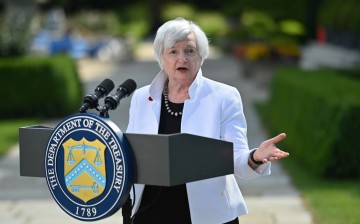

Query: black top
[133,95,191,224]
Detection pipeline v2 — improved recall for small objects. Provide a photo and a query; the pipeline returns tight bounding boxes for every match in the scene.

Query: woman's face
[162,32,202,83]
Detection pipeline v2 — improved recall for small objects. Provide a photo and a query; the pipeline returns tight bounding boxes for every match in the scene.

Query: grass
[281,159,360,224]
[0,119,39,156]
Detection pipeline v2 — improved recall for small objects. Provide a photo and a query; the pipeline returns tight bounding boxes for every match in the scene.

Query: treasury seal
[45,113,134,221]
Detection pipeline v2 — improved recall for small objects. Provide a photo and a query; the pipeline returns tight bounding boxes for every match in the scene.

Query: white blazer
[126,69,271,224]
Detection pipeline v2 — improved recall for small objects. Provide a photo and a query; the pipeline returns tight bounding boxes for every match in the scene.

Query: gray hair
[153,18,209,68]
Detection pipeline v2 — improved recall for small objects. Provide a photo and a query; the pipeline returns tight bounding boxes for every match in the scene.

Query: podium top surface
[19,126,234,186]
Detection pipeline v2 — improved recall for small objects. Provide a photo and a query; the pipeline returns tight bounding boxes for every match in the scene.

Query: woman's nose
[178,52,187,62]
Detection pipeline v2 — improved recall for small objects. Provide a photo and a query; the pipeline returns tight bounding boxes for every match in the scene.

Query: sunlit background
[0,0,359,223]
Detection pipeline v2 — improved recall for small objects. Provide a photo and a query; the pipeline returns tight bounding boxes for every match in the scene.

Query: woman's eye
[169,50,177,54]
[185,48,196,55]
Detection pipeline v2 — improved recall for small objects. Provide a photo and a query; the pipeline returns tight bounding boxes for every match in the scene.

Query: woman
[126,18,289,224]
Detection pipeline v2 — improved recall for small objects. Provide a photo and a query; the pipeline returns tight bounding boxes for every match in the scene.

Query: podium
[18,115,233,221]
[19,126,234,186]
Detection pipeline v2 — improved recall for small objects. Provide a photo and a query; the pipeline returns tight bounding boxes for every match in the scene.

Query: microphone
[101,79,137,112]
[79,78,115,113]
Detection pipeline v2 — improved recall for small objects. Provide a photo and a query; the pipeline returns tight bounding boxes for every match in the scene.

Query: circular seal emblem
[45,113,134,221]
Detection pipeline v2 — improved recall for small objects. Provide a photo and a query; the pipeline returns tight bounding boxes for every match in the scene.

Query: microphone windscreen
[120,79,137,95]
[98,79,115,94]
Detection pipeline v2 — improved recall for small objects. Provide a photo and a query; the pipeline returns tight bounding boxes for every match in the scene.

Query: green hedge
[0,55,83,119]
[263,67,360,179]
[318,0,360,32]
[335,69,360,81]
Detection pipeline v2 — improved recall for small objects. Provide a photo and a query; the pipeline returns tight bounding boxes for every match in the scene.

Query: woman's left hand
[253,133,289,164]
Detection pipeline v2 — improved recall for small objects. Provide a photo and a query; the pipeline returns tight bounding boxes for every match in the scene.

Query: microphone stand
[79,103,109,118]
[99,106,110,118]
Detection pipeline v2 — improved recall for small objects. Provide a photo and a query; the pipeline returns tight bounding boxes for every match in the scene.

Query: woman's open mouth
[176,67,188,71]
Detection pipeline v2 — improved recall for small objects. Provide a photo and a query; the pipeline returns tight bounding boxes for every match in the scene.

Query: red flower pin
[148,96,153,101]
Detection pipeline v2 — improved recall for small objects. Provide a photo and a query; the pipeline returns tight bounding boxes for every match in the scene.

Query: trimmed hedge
[0,55,83,119]
[263,67,360,179]
[335,69,360,81]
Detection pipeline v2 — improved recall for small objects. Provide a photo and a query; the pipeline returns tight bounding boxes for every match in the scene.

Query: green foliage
[239,10,306,40]
[116,4,151,40]
[0,55,83,119]
[0,12,33,57]
[223,0,307,24]
[263,68,360,178]
[69,10,121,36]
[335,69,360,81]
[281,159,360,224]
[160,3,229,46]
[228,9,304,59]
[278,19,305,36]
[67,5,152,41]
[241,10,277,39]
[195,12,228,45]
[318,0,360,32]
[119,20,151,41]
[161,3,196,21]
[317,0,338,28]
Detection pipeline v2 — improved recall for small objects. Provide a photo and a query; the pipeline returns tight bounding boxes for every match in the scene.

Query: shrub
[0,55,83,119]
[318,0,360,33]
[161,3,196,21]
[263,67,360,178]
[69,10,121,37]
[195,12,228,45]
[0,13,32,57]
